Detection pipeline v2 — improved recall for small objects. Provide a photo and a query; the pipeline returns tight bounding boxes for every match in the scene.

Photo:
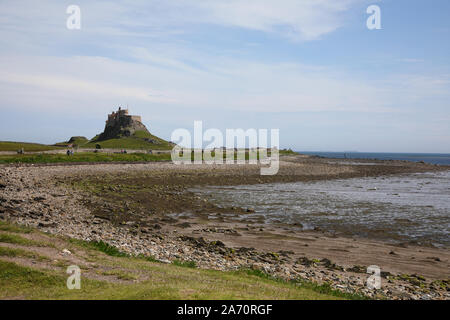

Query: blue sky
[0,0,449,152]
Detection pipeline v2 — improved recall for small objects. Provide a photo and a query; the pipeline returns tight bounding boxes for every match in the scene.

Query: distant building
[97,106,148,141]
[106,107,142,128]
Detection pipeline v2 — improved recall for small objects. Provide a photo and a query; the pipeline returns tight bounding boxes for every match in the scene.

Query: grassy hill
[54,136,89,147]
[53,130,173,150]
[86,130,173,150]
[0,220,355,300]
[0,141,64,152]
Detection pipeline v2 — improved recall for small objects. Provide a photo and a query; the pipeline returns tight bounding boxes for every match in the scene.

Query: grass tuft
[0,221,33,234]
[0,233,42,246]
[0,246,48,261]
[173,259,197,268]
[238,268,367,300]
[69,239,129,258]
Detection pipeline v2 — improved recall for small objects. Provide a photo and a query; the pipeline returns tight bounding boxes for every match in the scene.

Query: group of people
[66,149,74,156]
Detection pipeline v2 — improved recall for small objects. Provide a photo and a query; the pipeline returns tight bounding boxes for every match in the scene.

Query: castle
[106,107,142,128]
[97,107,149,141]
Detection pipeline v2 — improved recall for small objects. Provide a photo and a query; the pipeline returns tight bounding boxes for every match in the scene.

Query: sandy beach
[0,155,449,299]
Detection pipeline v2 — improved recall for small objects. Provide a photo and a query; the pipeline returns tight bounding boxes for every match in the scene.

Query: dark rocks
[140,227,151,234]
[33,196,46,202]
[28,211,43,217]
[38,221,57,228]
[347,265,366,273]
[161,217,177,223]
[195,227,240,235]
[175,222,191,228]
[211,240,225,247]
[296,257,316,267]
[236,247,256,254]
[278,250,294,257]
[93,213,111,220]
[320,258,344,271]
[381,271,393,278]
[427,256,441,262]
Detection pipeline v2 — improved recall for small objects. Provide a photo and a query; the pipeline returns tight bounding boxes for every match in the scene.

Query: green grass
[0,221,33,234]
[0,258,346,300]
[0,246,49,261]
[69,239,129,258]
[0,234,43,246]
[279,148,299,156]
[0,141,63,152]
[0,221,359,300]
[54,136,89,147]
[240,269,366,300]
[0,149,291,164]
[84,136,173,150]
[173,259,197,268]
[0,152,172,164]
[0,260,62,290]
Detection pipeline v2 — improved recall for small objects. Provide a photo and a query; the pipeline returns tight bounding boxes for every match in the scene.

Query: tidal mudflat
[191,171,450,247]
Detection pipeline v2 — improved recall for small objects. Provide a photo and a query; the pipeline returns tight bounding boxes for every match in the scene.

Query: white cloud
[2,53,447,118]
[188,0,362,40]
[0,0,367,42]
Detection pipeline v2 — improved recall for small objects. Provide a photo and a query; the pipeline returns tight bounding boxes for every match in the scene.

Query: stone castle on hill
[106,107,142,127]
[97,107,149,141]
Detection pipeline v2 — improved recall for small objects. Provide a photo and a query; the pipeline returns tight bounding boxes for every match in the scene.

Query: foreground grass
[0,233,44,246]
[0,221,357,300]
[0,221,33,234]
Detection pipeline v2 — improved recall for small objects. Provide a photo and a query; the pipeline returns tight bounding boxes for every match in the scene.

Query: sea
[298,152,450,165]
[192,171,450,247]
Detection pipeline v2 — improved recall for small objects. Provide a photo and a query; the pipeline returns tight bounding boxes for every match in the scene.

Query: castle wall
[130,115,142,122]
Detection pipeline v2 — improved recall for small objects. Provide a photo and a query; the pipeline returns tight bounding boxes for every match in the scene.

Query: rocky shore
[0,156,449,300]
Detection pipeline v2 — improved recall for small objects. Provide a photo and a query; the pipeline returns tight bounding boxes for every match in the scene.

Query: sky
[0,0,449,153]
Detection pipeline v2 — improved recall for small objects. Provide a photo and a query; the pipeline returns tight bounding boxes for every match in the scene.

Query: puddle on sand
[191,171,450,247]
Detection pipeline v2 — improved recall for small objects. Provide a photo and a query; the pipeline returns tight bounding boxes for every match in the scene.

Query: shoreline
[0,155,449,299]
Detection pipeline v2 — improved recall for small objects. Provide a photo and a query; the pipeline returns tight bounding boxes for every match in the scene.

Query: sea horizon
[297,151,450,165]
